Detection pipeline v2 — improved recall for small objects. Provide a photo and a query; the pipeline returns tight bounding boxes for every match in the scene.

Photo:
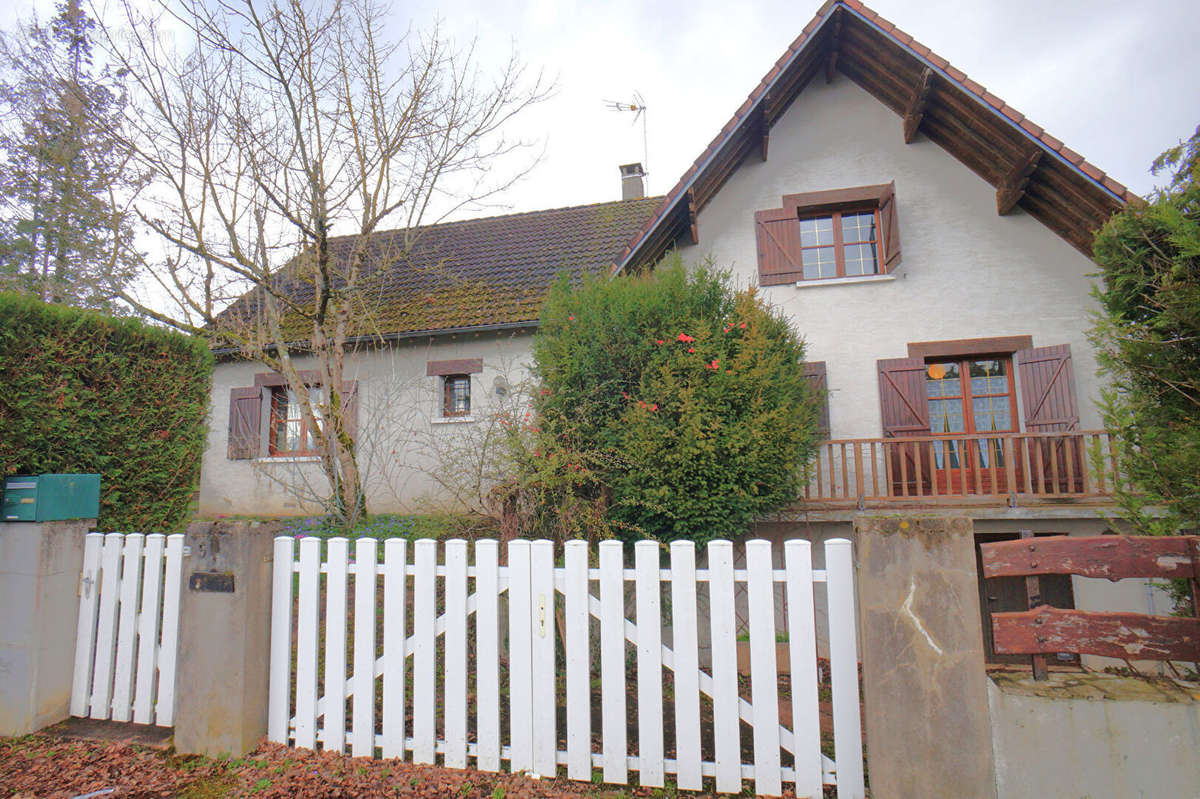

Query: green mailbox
[2,473,101,522]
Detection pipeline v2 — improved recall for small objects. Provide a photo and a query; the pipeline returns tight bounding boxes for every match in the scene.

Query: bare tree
[95,0,546,525]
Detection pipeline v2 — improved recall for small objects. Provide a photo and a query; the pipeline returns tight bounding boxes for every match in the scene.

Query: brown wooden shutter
[227,387,261,459]
[877,356,929,437]
[754,208,804,286]
[1015,344,1079,432]
[341,381,359,441]
[878,181,901,271]
[802,361,830,438]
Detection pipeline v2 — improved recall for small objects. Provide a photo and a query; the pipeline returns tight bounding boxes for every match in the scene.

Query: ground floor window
[269,386,323,455]
[443,375,471,417]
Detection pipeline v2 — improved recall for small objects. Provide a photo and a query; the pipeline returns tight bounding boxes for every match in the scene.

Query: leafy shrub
[1091,126,1200,541]
[502,258,821,545]
[0,293,212,530]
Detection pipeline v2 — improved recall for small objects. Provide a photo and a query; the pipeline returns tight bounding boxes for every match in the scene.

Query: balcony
[800,430,1120,512]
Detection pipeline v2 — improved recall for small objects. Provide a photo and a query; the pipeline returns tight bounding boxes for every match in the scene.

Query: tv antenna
[604,91,649,175]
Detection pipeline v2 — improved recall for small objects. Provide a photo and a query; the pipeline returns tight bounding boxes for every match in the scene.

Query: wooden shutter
[1015,344,1079,432]
[754,208,803,286]
[802,361,830,438]
[340,381,359,441]
[227,386,261,459]
[877,356,929,437]
[878,181,901,271]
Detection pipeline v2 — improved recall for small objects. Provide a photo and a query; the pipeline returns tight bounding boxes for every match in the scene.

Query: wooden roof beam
[902,67,934,143]
[686,188,699,245]
[759,103,770,161]
[825,19,841,84]
[997,148,1043,215]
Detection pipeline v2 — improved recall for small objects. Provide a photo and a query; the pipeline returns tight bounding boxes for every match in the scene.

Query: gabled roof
[614,0,1135,274]
[218,197,661,346]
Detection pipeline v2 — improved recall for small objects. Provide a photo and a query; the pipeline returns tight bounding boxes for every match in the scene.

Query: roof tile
[1079,161,1104,181]
[1019,118,1044,137]
[1059,145,1085,165]
[220,197,662,340]
[1039,130,1064,151]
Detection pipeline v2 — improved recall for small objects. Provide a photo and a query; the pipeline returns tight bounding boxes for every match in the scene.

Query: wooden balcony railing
[803,430,1119,507]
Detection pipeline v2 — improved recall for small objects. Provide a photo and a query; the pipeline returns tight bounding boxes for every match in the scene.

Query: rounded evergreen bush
[504,258,822,545]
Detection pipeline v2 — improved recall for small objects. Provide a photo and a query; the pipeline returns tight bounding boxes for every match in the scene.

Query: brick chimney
[619,163,646,200]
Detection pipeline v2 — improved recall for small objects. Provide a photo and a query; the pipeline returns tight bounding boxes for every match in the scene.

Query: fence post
[174,519,278,757]
[854,515,998,799]
[0,519,92,735]
[825,537,865,799]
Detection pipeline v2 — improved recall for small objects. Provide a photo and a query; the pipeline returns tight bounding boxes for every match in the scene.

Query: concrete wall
[854,514,998,799]
[174,520,278,757]
[0,520,91,735]
[200,330,534,516]
[988,673,1200,799]
[679,72,1105,439]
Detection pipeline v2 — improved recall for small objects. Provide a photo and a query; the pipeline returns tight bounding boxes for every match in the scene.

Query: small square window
[754,183,900,286]
[795,208,881,280]
[443,375,471,417]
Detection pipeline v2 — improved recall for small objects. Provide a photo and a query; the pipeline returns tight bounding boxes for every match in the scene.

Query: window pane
[968,360,1006,395]
[976,438,1004,469]
[841,212,876,244]
[929,398,964,433]
[972,396,1012,432]
[799,216,834,247]
[925,362,960,397]
[306,388,324,449]
[284,419,301,452]
[932,439,961,469]
[801,246,836,279]
[844,243,878,276]
[446,375,471,415]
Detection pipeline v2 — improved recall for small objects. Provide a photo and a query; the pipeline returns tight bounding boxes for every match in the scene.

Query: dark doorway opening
[974,532,1079,665]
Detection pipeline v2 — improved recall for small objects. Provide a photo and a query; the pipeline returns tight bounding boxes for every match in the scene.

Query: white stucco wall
[199,330,535,516]
[678,73,1106,440]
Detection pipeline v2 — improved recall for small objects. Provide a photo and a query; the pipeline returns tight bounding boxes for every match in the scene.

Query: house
[198,0,1154,663]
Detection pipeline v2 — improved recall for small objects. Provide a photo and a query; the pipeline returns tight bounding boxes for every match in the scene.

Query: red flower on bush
[676,333,694,343]
[707,359,720,370]
[739,321,746,329]
[688,347,695,353]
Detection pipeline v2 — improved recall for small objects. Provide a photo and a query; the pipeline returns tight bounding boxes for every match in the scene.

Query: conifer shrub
[502,258,821,545]
[0,293,213,530]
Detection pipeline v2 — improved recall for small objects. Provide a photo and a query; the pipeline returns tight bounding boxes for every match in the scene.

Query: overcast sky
[15,0,1200,217]
[390,0,1200,214]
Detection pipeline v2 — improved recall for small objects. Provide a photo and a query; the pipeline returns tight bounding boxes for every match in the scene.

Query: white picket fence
[69,532,184,726]
[268,536,865,797]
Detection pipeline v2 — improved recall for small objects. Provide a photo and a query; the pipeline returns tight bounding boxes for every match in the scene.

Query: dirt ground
[0,730,822,798]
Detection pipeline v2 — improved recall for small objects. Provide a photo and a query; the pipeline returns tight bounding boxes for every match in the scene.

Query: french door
[924,357,1019,493]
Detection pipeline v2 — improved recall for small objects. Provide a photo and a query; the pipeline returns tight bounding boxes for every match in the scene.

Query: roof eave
[613,0,1132,277]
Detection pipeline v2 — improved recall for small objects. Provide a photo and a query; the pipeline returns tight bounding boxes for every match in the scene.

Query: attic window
[754,182,901,286]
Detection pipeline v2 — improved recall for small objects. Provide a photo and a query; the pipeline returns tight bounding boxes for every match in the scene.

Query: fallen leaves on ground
[0,735,817,798]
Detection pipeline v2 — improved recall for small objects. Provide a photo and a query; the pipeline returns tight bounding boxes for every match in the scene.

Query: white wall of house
[199,330,535,517]
[678,73,1106,440]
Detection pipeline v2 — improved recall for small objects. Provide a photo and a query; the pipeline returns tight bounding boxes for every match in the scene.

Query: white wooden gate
[69,532,184,726]
[268,537,864,798]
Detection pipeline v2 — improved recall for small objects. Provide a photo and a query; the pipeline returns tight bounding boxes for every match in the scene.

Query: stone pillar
[854,515,997,799]
[0,519,92,735]
[174,520,278,757]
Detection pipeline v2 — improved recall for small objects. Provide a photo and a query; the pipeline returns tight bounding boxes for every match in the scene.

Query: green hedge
[0,293,213,530]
